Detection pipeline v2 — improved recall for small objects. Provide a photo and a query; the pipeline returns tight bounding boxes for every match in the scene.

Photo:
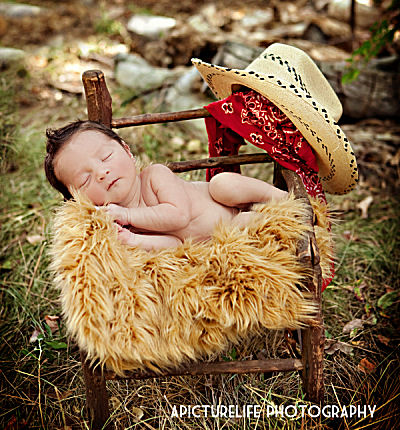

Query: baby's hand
[103,203,131,226]
[115,223,135,245]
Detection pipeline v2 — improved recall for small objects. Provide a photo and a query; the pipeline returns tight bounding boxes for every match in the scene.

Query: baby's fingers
[104,203,130,225]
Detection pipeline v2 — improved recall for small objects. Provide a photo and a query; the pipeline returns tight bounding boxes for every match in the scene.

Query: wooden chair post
[282,170,324,403]
[80,351,111,430]
[82,70,112,127]
[81,70,112,429]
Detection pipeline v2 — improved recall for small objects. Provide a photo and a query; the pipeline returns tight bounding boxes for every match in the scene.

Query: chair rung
[112,108,211,128]
[167,153,273,173]
[104,358,303,381]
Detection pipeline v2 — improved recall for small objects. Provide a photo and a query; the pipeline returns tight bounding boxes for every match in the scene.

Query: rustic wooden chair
[79,69,325,429]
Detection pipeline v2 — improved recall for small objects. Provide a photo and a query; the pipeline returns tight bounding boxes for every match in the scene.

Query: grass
[1,59,399,429]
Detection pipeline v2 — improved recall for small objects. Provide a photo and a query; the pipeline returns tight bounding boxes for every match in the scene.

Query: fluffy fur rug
[49,193,332,375]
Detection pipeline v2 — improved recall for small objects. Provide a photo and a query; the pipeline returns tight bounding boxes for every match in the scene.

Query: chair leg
[301,319,324,403]
[80,351,111,430]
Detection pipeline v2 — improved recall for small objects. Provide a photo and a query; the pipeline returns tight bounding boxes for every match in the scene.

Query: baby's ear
[121,140,135,160]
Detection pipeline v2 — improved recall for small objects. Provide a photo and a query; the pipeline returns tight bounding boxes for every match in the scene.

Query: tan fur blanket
[50,194,332,375]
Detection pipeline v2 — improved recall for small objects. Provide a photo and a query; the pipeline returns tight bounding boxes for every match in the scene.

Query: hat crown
[246,44,342,121]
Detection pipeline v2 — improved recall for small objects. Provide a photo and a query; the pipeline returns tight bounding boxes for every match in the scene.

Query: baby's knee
[209,172,241,203]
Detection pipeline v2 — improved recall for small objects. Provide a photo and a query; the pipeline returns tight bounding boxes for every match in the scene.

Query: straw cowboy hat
[192,43,358,195]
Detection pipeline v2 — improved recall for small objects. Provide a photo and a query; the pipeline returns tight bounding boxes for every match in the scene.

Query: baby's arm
[117,225,182,251]
[107,164,192,233]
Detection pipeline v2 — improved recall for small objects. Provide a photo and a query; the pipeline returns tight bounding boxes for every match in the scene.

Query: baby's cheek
[86,186,106,206]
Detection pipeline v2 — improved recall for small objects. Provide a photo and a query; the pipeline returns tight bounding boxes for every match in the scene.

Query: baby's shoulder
[142,163,171,174]
[140,163,175,184]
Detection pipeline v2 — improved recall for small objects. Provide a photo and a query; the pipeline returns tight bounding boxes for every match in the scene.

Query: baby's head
[45,121,134,202]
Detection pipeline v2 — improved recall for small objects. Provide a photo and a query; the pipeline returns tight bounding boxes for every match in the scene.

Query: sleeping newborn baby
[45,120,287,251]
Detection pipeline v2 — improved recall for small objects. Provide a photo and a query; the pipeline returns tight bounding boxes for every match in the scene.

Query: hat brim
[192,59,358,195]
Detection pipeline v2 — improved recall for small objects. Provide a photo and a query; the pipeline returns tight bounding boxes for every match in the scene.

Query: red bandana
[204,90,333,290]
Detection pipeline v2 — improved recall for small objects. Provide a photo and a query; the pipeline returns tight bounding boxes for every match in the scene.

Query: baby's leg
[209,172,287,209]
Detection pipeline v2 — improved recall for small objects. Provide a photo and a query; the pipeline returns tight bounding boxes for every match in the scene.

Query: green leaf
[342,68,360,84]
[43,322,52,337]
[377,291,398,309]
[350,328,359,338]
[1,260,12,270]
[45,340,68,350]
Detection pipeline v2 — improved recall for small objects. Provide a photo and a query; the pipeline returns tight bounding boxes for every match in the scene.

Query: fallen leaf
[131,406,144,422]
[356,196,373,219]
[26,234,44,245]
[325,340,353,355]
[342,230,358,241]
[364,302,372,317]
[377,335,390,346]
[29,329,41,343]
[364,314,377,325]
[353,285,365,302]
[358,358,376,373]
[385,285,394,293]
[337,342,353,354]
[343,319,364,334]
[377,291,398,309]
[44,315,60,333]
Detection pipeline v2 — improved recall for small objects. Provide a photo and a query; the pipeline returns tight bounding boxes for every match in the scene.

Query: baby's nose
[97,168,110,181]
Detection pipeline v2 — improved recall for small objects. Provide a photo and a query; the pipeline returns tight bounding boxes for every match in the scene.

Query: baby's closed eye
[79,175,90,188]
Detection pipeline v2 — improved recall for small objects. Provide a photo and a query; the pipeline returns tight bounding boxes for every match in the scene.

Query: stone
[327,0,380,28]
[240,9,274,28]
[187,139,202,153]
[0,2,42,18]
[161,67,210,138]
[0,47,25,66]
[171,136,185,149]
[127,14,176,39]
[114,53,183,92]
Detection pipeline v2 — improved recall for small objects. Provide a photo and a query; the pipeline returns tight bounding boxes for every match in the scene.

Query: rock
[115,53,184,92]
[319,60,400,119]
[136,23,208,68]
[303,23,329,44]
[311,16,351,39]
[288,39,350,62]
[161,67,210,138]
[187,139,202,153]
[188,14,214,34]
[199,4,229,28]
[264,22,309,40]
[171,136,185,149]
[327,0,380,28]
[0,47,25,67]
[239,9,274,28]
[0,2,42,18]
[127,14,176,39]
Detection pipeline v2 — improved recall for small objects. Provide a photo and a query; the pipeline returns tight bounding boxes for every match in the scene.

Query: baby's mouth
[107,178,119,190]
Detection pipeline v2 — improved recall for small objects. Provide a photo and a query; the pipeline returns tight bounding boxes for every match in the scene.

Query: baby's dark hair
[45,120,126,200]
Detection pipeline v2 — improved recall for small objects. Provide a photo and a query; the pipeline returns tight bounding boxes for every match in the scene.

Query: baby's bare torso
[140,174,239,242]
